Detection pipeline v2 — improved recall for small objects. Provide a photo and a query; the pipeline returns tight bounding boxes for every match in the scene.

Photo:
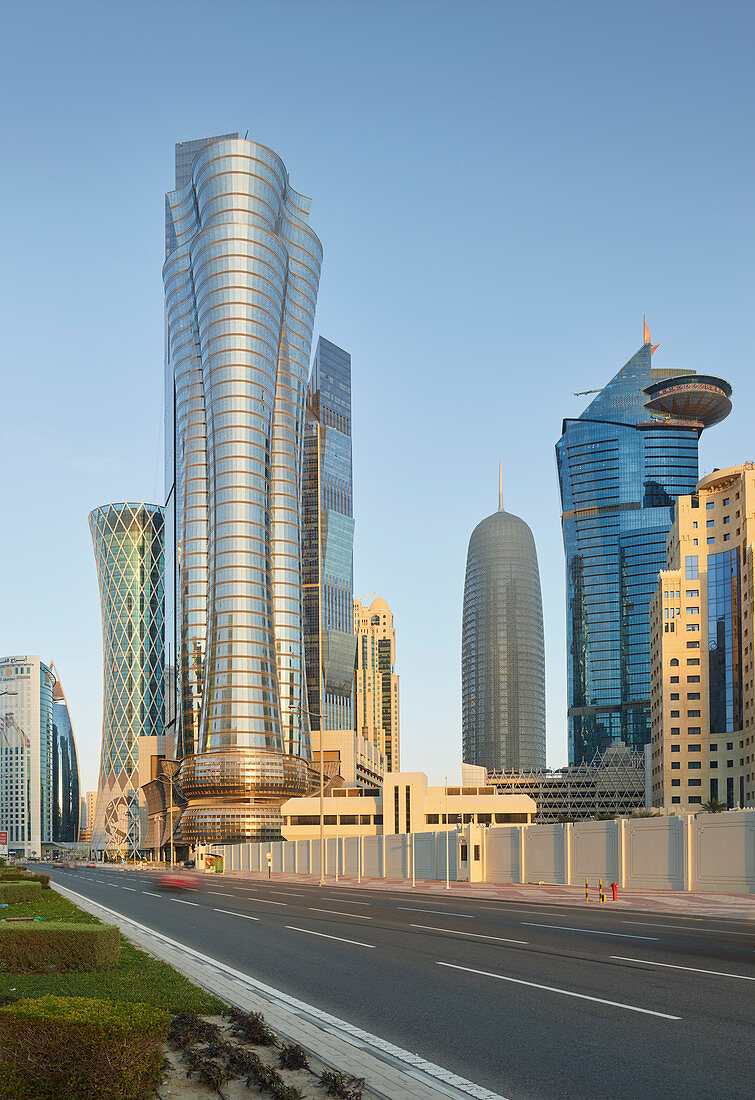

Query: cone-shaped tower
[462,472,546,770]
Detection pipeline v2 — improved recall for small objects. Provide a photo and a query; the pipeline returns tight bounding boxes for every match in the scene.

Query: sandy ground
[156,1014,350,1100]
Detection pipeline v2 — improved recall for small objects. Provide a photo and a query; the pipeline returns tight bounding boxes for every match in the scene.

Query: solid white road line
[611,956,755,981]
[308,907,373,920]
[411,924,528,944]
[213,908,260,921]
[172,898,199,906]
[621,920,755,938]
[286,926,375,949]
[397,907,474,918]
[522,922,658,941]
[438,962,681,1019]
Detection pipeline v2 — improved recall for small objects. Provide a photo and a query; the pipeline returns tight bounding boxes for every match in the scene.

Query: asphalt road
[42,865,755,1099]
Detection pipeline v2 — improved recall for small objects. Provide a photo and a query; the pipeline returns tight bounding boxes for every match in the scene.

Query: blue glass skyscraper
[303,337,356,730]
[51,668,80,843]
[556,322,732,764]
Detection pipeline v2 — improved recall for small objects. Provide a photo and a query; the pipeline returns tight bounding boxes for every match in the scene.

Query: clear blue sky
[1,1,752,797]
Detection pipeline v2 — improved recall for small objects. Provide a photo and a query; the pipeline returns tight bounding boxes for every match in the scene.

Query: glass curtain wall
[89,503,164,854]
[51,671,80,843]
[164,135,323,842]
[556,338,700,764]
[303,337,356,732]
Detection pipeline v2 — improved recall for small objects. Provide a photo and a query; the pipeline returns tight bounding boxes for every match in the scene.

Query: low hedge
[0,923,120,973]
[0,882,42,905]
[0,871,50,888]
[0,995,169,1099]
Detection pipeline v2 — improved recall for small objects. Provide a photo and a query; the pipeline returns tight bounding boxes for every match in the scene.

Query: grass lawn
[0,889,225,1014]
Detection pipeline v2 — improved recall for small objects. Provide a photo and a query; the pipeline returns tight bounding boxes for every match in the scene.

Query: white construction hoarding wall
[210,810,755,894]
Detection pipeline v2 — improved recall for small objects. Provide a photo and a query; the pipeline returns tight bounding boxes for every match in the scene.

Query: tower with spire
[556,320,732,765]
[461,469,546,771]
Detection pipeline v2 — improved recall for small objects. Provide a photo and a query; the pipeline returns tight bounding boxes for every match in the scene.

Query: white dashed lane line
[286,926,376,949]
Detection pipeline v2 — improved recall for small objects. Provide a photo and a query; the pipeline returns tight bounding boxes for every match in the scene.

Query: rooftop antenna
[498,462,504,511]
[244,129,249,139]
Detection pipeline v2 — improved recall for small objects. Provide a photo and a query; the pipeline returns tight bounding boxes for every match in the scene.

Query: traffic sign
[0,830,8,857]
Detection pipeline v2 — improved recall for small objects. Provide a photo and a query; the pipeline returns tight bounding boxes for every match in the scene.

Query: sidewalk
[219,870,755,921]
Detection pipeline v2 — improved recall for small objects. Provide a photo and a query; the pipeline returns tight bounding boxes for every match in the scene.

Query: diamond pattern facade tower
[89,503,164,854]
[163,135,323,842]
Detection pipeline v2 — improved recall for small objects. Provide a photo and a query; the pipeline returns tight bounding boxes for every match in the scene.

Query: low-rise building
[650,464,755,811]
[310,729,384,790]
[281,771,535,840]
[467,744,648,822]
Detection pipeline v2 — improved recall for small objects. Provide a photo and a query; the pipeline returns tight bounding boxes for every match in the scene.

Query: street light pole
[169,769,174,868]
[445,775,450,890]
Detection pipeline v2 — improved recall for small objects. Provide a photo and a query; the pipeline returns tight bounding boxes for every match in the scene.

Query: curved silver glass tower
[164,135,322,842]
[89,503,164,854]
[462,470,546,770]
[51,666,80,843]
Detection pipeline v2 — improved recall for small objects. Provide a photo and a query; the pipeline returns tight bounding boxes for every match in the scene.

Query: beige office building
[354,597,400,771]
[281,771,535,840]
[650,464,755,811]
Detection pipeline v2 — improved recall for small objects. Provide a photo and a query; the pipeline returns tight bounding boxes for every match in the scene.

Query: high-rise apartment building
[163,135,323,842]
[89,503,164,854]
[462,470,546,771]
[51,668,80,843]
[556,321,732,764]
[354,597,400,771]
[0,655,55,857]
[303,337,356,731]
[650,464,755,811]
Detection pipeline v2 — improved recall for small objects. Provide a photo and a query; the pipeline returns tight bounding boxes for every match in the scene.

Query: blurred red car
[155,871,204,891]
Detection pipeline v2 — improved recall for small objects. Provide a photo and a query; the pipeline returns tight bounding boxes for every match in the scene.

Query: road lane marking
[121,886,137,892]
[438,962,681,1018]
[286,926,375,949]
[172,898,199,906]
[208,891,233,896]
[239,896,286,906]
[522,922,658,941]
[621,920,755,938]
[309,907,373,920]
[52,884,507,1100]
[411,924,527,944]
[611,956,755,981]
[397,907,474,918]
[327,897,371,905]
[143,891,161,897]
[213,908,260,921]
[266,890,306,897]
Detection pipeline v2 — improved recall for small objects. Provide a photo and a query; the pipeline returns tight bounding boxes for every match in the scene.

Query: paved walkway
[212,870,755,921]
[53,882,503,1100]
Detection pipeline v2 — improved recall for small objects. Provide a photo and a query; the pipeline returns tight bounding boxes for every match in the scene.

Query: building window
[707,537,715,545]
[670,711,680,718]
[686,590,699,598]
[687,642,700,649]
[710,743,718,751]
[686,625,700,632]
[688,727,701,735]
[671,762,680,770]
[670,693,679,700]
[688,693,700,700]
[685,555,698,579]
[671,779,681,787]
[688,744,701,752]
[671,745,680,753]
[670,727,680,735]
[706,501,714,510]
[687,658,700,666]
[689,796,702,804]
[672,796,681,803]
[688,710,701,717]
[425,814,440,825]
[688,762,702,770]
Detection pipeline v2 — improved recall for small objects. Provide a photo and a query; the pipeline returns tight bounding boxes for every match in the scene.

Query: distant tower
[462,469,545,770]
[89,503,164,855]
[51,666,80,843]
[354,597,400,771]
[303,337,356,731]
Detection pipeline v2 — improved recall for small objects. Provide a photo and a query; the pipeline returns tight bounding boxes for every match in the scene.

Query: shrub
[279,1042,310,1070]
[318,1069,365,1099]
[0,871,50,888]
[0,995,169,1099]
[0,922,120,973]
[0,881,42,905]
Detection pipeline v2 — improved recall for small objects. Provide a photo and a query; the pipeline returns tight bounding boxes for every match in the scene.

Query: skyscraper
[354,597,400,771]
[650,464,754,811]
[556,321,731,764]
[303,337,356,732]
[163,135,323,843]
[0,656,55,858]
[461,470,546,771]
[51,667,80,843]
[89,503,164,854]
